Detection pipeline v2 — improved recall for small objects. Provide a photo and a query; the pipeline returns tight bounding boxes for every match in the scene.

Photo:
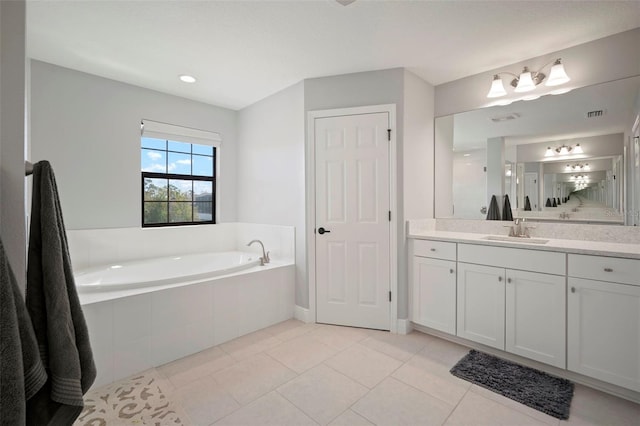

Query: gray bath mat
[450,350,574,420]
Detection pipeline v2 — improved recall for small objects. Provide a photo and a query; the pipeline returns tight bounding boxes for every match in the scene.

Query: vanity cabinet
[456,262,505,349]
[457,244,566,368]
[412,257,456,334]
[411,240,457,334]
[567,254,640,392]
[410,236,640,393]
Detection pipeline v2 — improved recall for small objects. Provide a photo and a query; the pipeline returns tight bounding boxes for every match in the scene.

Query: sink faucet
[507,218,534,238]
[247,240,270,265]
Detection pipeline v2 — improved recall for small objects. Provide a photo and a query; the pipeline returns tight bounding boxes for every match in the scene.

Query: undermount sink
[482,235,550,245]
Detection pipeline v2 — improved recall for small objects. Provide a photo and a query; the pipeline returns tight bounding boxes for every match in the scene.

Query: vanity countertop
[408,230,640,260]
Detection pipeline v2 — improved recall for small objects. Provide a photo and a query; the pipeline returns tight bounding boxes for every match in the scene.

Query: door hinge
[388,291,392,302]
[387,129,391,141]
[388,210,391,221]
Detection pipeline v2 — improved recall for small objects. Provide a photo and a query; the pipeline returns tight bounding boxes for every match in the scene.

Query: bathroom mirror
[435,75,640,225]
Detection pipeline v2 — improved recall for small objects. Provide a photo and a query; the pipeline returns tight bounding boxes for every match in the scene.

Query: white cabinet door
[568,277,640,392]
[412,256,456,334]
[506,270,566,368]
[457,263,505,349]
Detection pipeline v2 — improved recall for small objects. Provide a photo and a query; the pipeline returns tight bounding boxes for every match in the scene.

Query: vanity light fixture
[557,144,571,155]
[565,162,590,171]
[544,142,582,157]
[486,58,570,98]
[179,74,197,83]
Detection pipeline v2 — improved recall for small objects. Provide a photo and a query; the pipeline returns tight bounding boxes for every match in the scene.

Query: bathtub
[75,251,261,292]
[79,255,295,388]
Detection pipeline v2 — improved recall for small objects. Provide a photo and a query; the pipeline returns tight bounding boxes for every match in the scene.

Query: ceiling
[26,0,640,110]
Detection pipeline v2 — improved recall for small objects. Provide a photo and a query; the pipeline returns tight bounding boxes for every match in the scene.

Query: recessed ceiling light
[179,75,196,83]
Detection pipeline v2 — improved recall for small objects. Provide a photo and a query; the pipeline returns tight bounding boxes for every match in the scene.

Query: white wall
[236,81,306,307]
[304,69,405,314]
[401,70,434,318]
[304,68,435,320]
[434,115,454,217]
[435,28,640,117]
[452,149,486,219]
[0,0,26,289]
[403,70,434,220]
[29,61,238,230]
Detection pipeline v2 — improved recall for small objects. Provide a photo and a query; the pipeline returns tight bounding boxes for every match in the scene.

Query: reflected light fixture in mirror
[565,163,590,171]
[544,142,583,157]
[486,58,570,98]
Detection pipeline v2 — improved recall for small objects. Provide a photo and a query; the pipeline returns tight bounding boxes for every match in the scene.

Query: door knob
[318,227,331,235]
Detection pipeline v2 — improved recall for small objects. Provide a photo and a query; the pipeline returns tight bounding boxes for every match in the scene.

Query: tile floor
[77,320,640,426]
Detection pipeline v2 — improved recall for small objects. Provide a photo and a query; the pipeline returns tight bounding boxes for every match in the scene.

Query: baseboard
[396,318,412,335]
[294,305,311,323]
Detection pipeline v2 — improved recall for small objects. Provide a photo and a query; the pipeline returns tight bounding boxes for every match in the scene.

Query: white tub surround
[408,221,640,403]
[67,222,294,272]
[71,223,295,388]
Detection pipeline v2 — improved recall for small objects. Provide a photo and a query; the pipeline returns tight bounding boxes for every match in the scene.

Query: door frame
[306,104,398,333]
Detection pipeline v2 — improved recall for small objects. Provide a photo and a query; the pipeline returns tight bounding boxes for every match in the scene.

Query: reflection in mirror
[435,76,640,225]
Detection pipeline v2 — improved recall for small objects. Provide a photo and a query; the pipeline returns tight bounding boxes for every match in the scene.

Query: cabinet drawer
[413,239,456,261]
[458,244,565,276]
[568,254,640,286]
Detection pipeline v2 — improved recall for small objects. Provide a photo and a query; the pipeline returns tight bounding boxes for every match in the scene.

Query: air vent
[586,110,605,118]
[490,113,520,123]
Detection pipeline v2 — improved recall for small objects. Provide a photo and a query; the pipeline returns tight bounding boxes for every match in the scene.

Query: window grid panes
[141,137,215,227]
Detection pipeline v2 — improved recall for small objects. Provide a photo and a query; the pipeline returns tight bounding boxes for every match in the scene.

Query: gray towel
[486,195,501,220]
[26,161,96,425]
[502,195,514,221]
[0,240,48,426]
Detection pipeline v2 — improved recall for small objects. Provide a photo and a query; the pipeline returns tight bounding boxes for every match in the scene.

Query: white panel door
[412,256,456,334]
[505,270,566,368]
[568,277,640,392]
[457,262,505,349]
[315,112,390,330]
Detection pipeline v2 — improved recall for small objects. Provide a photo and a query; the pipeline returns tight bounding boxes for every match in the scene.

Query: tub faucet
[247,240,270,266]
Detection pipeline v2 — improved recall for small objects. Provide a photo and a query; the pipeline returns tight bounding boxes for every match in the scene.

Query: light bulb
[546,59,570,86]
[487,75,507,98]
[515,68,536,92]
[545,147,555,157]
[573,143,583,154]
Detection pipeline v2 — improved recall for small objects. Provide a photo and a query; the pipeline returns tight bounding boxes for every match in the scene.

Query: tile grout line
[439,382,472,425]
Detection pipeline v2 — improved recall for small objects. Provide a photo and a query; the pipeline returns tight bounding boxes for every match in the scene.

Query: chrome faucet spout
[247,239,270,265]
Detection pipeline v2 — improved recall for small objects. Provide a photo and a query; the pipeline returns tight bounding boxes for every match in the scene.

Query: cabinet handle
[507,278,512,283]
[498,276,503,282]
[449,269,454,274]
[571,287,576,293]
[430,248,436,252]
[604,267,613,272]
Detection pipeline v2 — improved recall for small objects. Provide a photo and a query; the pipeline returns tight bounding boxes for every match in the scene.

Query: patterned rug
[74,370,187,425]
[450,350,574,420]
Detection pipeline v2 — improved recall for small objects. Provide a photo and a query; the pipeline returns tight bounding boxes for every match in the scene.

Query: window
[140,120,220,227]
